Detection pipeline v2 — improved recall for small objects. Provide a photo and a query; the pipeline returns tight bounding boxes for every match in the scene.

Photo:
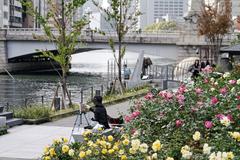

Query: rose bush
[124,67,240,159]
[42,67,240,160]
[42,130,163,160]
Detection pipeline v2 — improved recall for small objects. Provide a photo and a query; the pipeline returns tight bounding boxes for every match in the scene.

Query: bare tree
[92,0,141,93]
[197,0,232,64]
[22,0,89,109]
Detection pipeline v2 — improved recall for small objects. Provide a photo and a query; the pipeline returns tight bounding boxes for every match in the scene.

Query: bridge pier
[0,37,8,73]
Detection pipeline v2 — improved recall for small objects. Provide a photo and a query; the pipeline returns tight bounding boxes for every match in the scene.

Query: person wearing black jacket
[89,95,110,129]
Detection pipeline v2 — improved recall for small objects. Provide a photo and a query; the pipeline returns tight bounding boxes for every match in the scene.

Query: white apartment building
[140,0,188,29]
[0,0,10,28]
[0,0,23,28]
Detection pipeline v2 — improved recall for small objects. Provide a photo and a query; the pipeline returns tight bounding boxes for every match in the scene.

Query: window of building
[4,0,8,5]
[4,12,8,19]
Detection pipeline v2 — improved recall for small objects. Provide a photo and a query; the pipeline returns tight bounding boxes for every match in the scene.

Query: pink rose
[195,88,203,94]
[166,92,173,100]
[144,92,153,100]
[229,80,237,85]
[132,111,141,118]
[176,94,185,105]
[176,120,183,128]
[202,66,213,73]
[204,121,213,129]
[211,97,219,105]
[237,105,240,110]
[204,79,209,84]
[220,87,227,95]
[124,116,132,123]
[216,114,225,120]
[227,114,233,121]
[177,85,186,94]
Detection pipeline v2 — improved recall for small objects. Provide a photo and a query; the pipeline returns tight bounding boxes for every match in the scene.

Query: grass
[13,105,51,120]
[103,85,150,103]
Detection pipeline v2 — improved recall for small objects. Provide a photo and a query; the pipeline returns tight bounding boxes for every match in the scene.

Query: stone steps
[6,118,23,128]
[0,112,13,120]
[0,111,23,128]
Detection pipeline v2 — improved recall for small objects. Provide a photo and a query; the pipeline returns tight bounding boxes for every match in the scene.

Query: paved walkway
[0,99,136,160]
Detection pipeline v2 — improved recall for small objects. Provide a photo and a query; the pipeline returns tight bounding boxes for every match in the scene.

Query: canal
[0,50,175,108]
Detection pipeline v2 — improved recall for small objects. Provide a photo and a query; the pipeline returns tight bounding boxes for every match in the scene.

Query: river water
[0,50,175,108]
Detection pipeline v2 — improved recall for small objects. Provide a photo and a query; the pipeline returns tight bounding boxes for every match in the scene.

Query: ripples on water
[0,50,175,108]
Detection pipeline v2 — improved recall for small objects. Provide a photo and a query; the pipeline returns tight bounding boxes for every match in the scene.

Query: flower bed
[42,67,240,159]
[124,66,240,159]
[42,131,162,160]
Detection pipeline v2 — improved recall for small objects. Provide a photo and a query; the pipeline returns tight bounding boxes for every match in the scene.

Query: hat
[93,95,102,103]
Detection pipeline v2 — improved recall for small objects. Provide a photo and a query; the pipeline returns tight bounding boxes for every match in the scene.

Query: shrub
[13,105,51,119]
[124,67,240,159]
[0,126,7,136]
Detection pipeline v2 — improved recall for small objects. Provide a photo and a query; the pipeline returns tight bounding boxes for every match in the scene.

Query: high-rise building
[0,0,10,28]
[232,0,240,18]
[0,0,23,28]
[139,0,188,29]
[9,0,23,28]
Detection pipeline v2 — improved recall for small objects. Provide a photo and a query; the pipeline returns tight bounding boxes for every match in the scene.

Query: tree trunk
[61,69,66,109]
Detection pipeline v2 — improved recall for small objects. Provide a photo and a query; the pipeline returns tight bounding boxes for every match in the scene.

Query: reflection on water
[0,50,175,108]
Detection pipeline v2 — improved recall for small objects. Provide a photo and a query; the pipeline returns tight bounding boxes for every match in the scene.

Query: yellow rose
[102,148,108,154]
[106,142,112,149]
[86,149,92,156]
[121,155,127,160]
[166,157,174,160]
[87,140,94,147]
[108,149,115,154]
[108,135,114,142]
[123,139,130,146]
[68,149,75,156]
[113,145,119,151]
[227,152,234,160]
[229,132,240,141]
[62,145,69,154]
[119,149,125,155]
[100,140,107,147]
[61,137,68,143]
[152,153,158,159]
[139,143,148,153]
[152,140,162,152]
[53,139,60,144]
[44,156,51,160]
[131,139,141,150]
[79,151,86,158]
[49,148,56,157]
[193,131,201,141]
[129,148,137,154]
[44,146,50,155]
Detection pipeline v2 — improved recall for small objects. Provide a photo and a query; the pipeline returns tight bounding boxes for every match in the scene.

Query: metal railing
[0,79,106,111]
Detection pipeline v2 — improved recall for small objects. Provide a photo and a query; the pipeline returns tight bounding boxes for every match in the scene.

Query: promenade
[0,100,133,160]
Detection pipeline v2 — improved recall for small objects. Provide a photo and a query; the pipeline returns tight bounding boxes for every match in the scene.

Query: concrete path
[0,99,137,160]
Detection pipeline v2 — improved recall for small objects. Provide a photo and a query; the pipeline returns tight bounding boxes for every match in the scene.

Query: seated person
[89,95,110,129]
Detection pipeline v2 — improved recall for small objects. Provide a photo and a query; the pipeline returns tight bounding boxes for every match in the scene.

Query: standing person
[123,64,131,80]
[90,95,110,129]
[200,57,206,71]
[189,60,200,81]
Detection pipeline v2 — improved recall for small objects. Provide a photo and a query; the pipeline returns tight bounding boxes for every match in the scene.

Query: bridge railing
[3,28,182,37]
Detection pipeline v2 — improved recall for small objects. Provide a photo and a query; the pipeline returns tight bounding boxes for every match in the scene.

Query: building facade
[139,0,188,29]
[0,0,23,28]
